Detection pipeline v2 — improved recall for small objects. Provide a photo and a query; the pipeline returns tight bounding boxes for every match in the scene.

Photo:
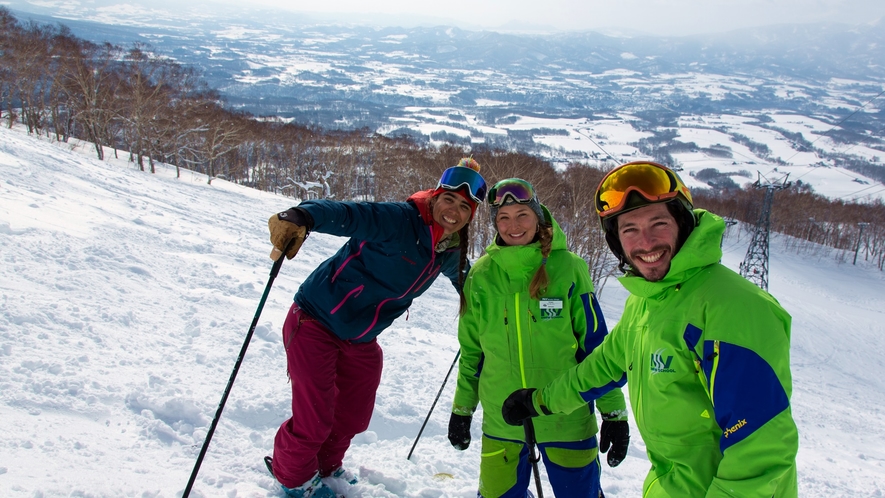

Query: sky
[1,123,885,497]
[4,0,883,35]
[213,0,885,35]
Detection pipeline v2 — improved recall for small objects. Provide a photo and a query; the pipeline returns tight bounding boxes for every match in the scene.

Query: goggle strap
[439,183,482,204]
[494,191,534,206]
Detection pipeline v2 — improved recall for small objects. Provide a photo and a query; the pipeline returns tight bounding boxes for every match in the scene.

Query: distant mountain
[6,3,885,200]
[12,5,884,114]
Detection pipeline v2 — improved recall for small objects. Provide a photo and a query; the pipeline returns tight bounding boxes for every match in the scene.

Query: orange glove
[267,208,308,260]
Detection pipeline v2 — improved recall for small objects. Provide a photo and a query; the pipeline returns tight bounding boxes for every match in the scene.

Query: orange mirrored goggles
[595,162,692,218]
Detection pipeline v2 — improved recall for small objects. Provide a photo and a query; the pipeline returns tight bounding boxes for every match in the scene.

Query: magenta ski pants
[271,302,383,488]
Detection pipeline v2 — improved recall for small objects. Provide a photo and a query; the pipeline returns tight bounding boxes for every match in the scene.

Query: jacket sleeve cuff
[291,206,315,230]
[533,389,554,416]
[452,404,476,416]
[600,409,629,421]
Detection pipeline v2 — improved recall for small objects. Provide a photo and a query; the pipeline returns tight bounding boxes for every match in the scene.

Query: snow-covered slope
[1,126,883,497]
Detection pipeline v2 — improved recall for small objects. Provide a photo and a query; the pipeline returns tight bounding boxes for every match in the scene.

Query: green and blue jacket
[453,206,627,444]
[539,210,799,497]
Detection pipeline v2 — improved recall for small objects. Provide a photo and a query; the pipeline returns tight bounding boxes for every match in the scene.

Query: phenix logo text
[723,419,748,438]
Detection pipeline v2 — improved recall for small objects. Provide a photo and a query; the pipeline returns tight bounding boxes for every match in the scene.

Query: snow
[1,125,884,497]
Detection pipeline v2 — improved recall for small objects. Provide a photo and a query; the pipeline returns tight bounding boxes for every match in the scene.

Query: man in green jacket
[501,161,799,497]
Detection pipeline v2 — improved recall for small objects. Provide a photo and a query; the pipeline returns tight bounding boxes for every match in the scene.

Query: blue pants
[478,435,602,498]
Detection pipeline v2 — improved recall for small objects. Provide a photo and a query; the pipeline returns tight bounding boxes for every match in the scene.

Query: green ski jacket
[453,206,627,444]
[538,210,799,497]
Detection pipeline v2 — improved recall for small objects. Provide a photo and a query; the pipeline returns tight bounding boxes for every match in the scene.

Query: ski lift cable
[782,87,885,170]
[840,184,885,202]
[573,127,615,161]
[836,182,885,200]
[824,118,885,158]
[714,138,769,166]
[788,121,885,185]
[797,162,883,184]
[790,162,878,186]
[836,182,881,198]
[635,101,771,168]
[796,116,885,185]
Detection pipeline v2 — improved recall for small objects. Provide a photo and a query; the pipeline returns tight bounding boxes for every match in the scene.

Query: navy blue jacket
[293,191,465,343]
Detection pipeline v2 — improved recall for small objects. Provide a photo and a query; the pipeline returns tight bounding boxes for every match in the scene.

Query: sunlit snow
[1,125,883,497]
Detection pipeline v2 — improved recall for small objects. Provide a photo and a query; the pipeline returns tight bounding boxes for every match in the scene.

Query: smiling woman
[449,176,629,498]
[263,158,487,496]
[488,178,544,247]
[431,192,474,236]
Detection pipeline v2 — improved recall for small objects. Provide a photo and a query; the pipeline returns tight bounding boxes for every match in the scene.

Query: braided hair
[528,223,553,300]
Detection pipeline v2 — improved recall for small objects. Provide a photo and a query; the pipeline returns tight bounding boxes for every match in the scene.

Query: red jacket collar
[408,189,446,247]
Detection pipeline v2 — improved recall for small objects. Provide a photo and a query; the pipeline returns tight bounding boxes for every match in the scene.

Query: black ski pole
[524,418,544,498]
[183,247,290,497]
[406,350,460,460]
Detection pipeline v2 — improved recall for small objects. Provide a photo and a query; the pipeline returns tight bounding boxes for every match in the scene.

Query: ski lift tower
[739,172,791,291]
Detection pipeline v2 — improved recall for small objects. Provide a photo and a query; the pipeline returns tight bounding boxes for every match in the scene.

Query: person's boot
[324,466,358,493]
[280,471,338,498]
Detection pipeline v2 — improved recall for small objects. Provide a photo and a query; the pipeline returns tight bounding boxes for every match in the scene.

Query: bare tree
[0,7,21,126]
[6,21,57,134]
[560,162,618,294]
[118,44,176,172]
[192,103,247,184]
[55,34,123,159]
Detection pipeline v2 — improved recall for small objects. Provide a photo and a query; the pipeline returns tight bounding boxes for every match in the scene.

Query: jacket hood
[485,205,567,276]
[408,189,435,224]
[407,189,448,247]
[619,209,724,299]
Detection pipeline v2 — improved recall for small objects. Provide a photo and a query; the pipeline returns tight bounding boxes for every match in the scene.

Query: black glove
[502,388,541,426]
[268,207,311,260]
[599,419,630,467]
[447,413,472,450]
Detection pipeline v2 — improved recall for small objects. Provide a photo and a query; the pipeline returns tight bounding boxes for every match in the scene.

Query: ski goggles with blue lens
[437,166,488,204]
[595,161,692,219]
[487,178,537,206]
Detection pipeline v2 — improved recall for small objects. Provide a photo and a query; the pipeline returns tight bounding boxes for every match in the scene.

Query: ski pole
[183,246,291,497]
[406,350,460,460]
[524,418,544,498]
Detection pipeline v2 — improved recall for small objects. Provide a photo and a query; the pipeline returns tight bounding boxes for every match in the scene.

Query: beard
[626,244,673,282]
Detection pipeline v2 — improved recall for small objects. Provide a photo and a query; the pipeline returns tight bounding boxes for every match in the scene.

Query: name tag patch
[540,298,563,320]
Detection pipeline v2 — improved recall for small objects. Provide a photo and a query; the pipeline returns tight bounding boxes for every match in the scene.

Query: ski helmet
[595,161,696,270]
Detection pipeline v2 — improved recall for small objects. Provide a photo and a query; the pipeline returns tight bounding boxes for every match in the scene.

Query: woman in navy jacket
[265,159,487,497]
